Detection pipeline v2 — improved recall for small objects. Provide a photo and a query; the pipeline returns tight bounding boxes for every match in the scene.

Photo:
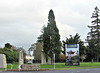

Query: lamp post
[54,53,55,69]
[49,34,55,69]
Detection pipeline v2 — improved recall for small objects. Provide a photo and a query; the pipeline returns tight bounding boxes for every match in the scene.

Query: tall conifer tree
[87,7,100,62]
[38,9,61,64]
[47,9,61,60]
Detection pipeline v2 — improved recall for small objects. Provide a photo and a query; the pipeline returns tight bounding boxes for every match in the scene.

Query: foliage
[38,9,62,64]
[34,43,43,60]
[59,54,65,62]
[7,63,18,69]
[59,54,65,60]
[86,39,99,63]
[37,25,45,43]
[87,7,100,63]
[0,46,18,63]
[0,43,27,63]
[62,33,86,56]
[28,43,43,61]
[5,43,12,49]
[80,54,86,62]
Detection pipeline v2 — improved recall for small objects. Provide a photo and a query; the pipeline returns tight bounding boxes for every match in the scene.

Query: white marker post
[54,53,55,69]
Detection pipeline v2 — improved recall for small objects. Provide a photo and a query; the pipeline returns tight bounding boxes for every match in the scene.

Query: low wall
[21,64,40,70]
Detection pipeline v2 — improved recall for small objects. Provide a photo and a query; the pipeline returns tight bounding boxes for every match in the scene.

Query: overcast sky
[0,0,99,52]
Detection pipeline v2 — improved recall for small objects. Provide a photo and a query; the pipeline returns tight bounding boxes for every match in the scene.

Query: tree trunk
[82,59,84,62]
[91,58,94,64]
[51,57,53,65]
[97,57,99,62]
[48,56,51,64]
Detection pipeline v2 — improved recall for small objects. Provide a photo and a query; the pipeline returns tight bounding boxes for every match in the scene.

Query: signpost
[65,44,80,65]
[54,53,55,69]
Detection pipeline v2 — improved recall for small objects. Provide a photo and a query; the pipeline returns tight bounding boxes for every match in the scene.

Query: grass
[0,62,99,71]
[40,62,100,70]
[7,63,18,69]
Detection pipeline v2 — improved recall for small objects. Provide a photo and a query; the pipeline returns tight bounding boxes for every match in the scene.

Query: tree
[80,54,86,62]
[0,46,19,63]
[34,43,43,61]
[5,43,12,49]
[0,43,27,63]
[38,9,61,64]
[62,33,86,56]
[59,54,65,62]
[86,39,98,63]
[0,43,18,63]
[87,7,100,62]
[28,43,43,61]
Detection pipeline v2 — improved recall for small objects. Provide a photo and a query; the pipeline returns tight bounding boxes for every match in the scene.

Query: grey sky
[0,0,99,52]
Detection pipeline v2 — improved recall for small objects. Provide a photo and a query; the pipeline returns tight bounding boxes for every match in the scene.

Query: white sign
[65,44,80,65]
[18,65,22,69]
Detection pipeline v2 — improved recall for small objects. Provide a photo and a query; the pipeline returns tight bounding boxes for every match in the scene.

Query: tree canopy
[87,7,100,63]
[38,9,61,64]
[62,33,86,56]
[0,43,19,63]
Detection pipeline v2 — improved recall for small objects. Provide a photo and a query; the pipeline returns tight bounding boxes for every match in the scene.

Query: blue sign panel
[65,44,80,65]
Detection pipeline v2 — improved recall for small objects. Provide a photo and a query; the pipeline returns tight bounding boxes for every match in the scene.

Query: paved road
[1,68,100,73]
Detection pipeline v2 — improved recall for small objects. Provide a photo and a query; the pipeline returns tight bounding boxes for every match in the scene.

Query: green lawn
[40,62,100,70]
[5,62,100,70]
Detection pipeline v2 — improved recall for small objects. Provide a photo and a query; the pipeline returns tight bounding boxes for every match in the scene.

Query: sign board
[18,65,22,69]
[65,44,80,65]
